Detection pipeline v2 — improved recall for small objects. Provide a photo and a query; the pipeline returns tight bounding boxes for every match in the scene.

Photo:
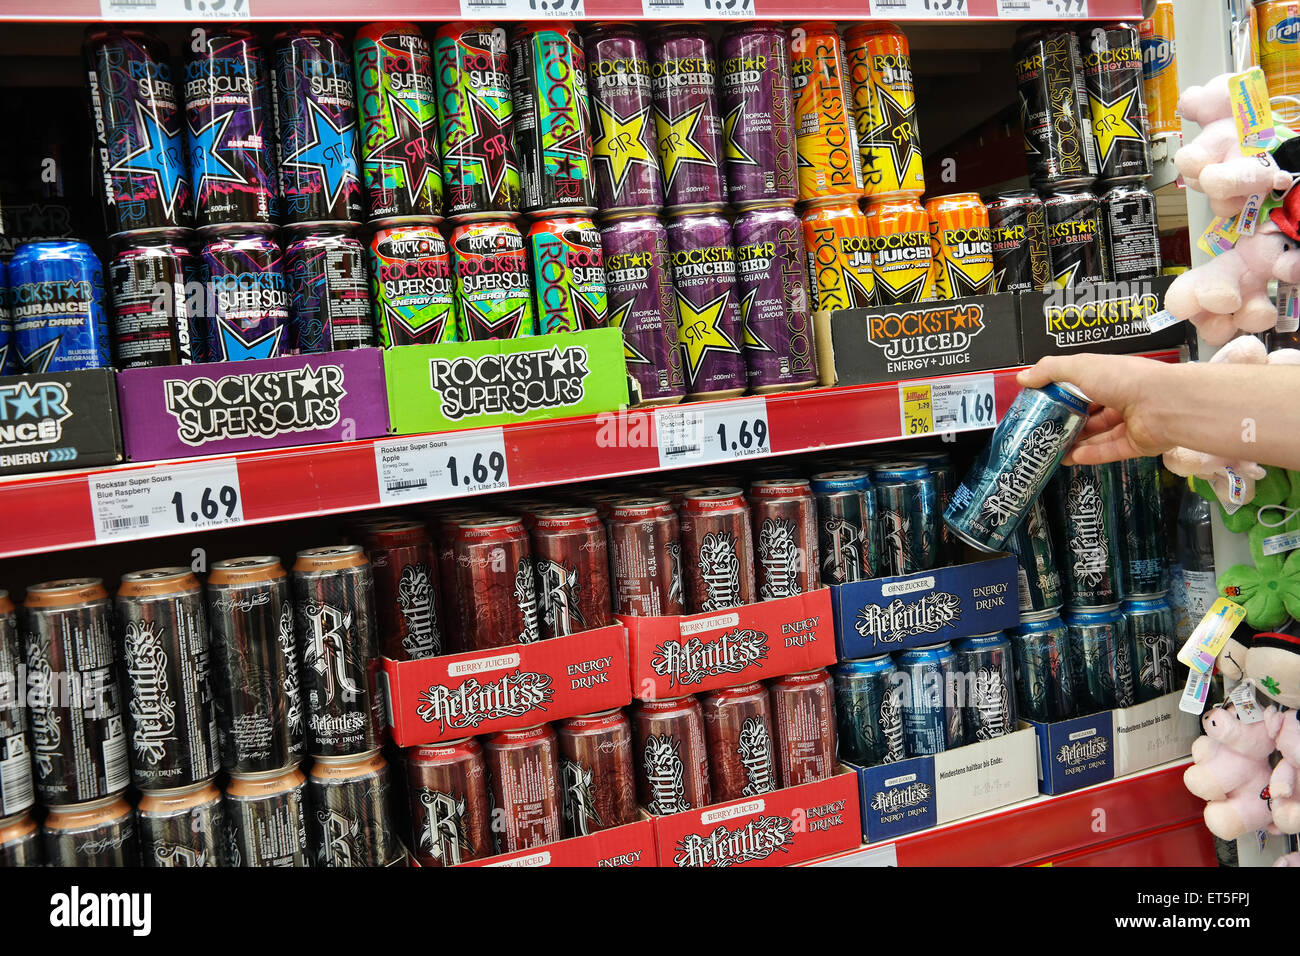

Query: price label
[872,0,968,18]
[375,429,510,505]
[655,397,771,468]
[88,460,244,542]
[1179,669,1212,715]
[101,0,250,18]
[642,0,753,17]
[899,374,996,437]
[461,0,583,15]
[995,0,1087,17]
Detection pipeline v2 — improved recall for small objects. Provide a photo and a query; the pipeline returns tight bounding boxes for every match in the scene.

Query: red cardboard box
[622,589,836,701]
[458,820,658,868]
[380,624,631,747]
[652,768,861,868]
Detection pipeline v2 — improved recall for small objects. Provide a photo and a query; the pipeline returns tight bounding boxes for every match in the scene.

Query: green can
[450,217,536,340]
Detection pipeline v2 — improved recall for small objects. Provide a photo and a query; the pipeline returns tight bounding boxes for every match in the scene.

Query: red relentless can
[484,724,563,853]
[556,709,638,837]
[354,518,444,661]
[632,696,711,815]
[748,478,821,600]
[702,681,777,802]
[769,669,837,787]
[454,516,541,650]
[432,507,490,651]
[679,487,757,612]
[607,496,685,617]
[405,738,493,867]
[530,507,612,640]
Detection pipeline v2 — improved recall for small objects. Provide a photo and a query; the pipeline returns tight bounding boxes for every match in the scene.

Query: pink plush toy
[1184,701,1285,840]
[1268,708,1300,833]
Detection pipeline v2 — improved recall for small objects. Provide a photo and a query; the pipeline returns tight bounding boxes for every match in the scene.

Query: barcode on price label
[461,0,583,15]
[899,374,996,437]
[643,0,753,16]
[996,0,1088,16]
[101,0,250,18]
[873,0,968,17]
[88,460,244,542]
[375,429,510,504]
[655,397,771,467]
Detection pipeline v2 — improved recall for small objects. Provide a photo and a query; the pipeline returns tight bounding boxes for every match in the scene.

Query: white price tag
[89,460,244,542]
[872,0,969,17]
[461,0,584,15]
[1179,669,1212,715]
[642,0,753,17]
[995,0,1088,17]
[375,429,510,505]
[655,397,771,468]
[899,374,996,438]
[1228,679,1263,723]
[101,0,250,18]
[1142,309,1185,334]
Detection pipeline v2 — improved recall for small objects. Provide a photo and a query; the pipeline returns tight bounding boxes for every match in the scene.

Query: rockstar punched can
[451,217,536,339]
[485,724,563,853]
[607,496,685,616]
[802,198,875,310]
[22,579,128,807]
[354,22,444,222]
[953,632,1017,742]
[137,778,226,867]
[872,460,938,576]
[405,737,493,866]
[847,22,926,200]
[811,470,877,584]
[898,642,964,755]
[206,556,303,775]
[1119,456,1170,597]
[201,232,289,361]
[703,682,777,802]
[1065,605,1135,713]
[651,26,727,209]
[1014,27,1099,188]
[529,215,608,333]
[0,592,33,820]
[586,24,662,212]
[866,196,934,304]
[1007,497,1064,615]
[987,190,1050,293]
[453,516,541,650]
[309,749,400,867]
[720,23,797,206]
[117,568,220,791]
[633,697,712,815]
[1123,593,1177,703]
[354,518,443,661]
[292,545,382,758]
[926,193,994,299]
[833,655,906,767]
[370,223,459,345]
[43,794,138,868]
[680,487,758,613]
[1011,612,1076,722]
[109,230,197,368]
[224,764,311,867]
[531,506,613,639]
[790,23,862,201]
[769,670,836,787]
[1051,462,1124,608]
[1082,24,1151,184]
[666,207,746,399]
[749,478,820,600]
[285,225,376,352]
[557,709,638,837]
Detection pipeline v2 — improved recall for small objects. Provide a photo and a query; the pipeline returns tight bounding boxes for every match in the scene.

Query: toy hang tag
[1224,465,1247,506]
[1229,68,1277,153]
[1177,596,1247,673]
[1197,214,1241,257]
[1228,679,1264,723]
[1179,669,1212,715]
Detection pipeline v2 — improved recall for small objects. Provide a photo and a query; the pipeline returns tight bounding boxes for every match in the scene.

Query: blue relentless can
[908,451,957,564]
[954,631,1018,741]
[811,470,877,584]
[833,655,906,767]
[1006,497,1063,614]
[201,233,289,361]
[1065,604,1134,714]
[10,240,111,373]
[1010,611,1076,722]
[1122,592,1177,703]
[1118,456,1170,597]
[944,382,1091,551]
[871,460,938,576]
[897,642,963,756]
[0,258,14,375]
[1051,462,1123,608]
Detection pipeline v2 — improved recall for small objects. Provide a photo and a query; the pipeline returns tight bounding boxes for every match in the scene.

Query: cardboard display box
[1018,275,1189,360]
[379,623,631,747]
[459,820,658,868]
[0,367,122,475]
[622,589,836,701]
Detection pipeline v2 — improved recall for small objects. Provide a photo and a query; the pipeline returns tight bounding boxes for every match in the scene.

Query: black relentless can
[1119,456,1170,597]
[1014,27,1099,188]
[224,764,311,867]
[0,813,42,866]
[1081,23,1150,184]
[987,190,1051,293]
[292,545,382,758]
[1045,189,1106,287]
[1065,604,1135,713]
[137,778,227,867]
[43,794,138,867]
[308,749,399,867]
[109,229,198,368]
[811,470,878,584]
[871,461,938,576]
[1101,181,1160,282]
[285,225,376,352]
[0,591,34,820]
[1052,463,1124,608]
[206,557,305,775]
[22,579,129,807]
[1123,592,1177,702]
[117,568,221,791]
[1006,497,1063,614]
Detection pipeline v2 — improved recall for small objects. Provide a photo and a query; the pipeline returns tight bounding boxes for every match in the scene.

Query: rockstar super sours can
[926,192,994,299]
[370,221,459,345]
[1014,26,1099,189]
[651,25,727,209]
[201,231,290,361]
[665,207,746,399]
[790,22,863,202]
[1045,189,1107,288]
[802,198,875,310]
[354,22,444,223]
[451,216,535,339]
[1081,23,1151,184]
[846,22,926,201]
[109,230,197,368]
[10,240,111,373]
[528,215,608,333]
[85,26,192,236]
[720,22,798,206]
[285,225,376,352]
[987,190,1050,293]
[585,23,663,212]
[865,196,934,304]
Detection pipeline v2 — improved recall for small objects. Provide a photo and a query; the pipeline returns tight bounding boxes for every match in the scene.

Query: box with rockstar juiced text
[0,367,123,475]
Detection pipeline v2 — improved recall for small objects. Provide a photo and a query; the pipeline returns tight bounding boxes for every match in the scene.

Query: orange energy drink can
[865,196,933,304]
[926,193,994,300]
[1138,2,1180,136]
[790,23,863,201]
[846,22,925,200]
[1258,1,1300,126]
[801,198,875,312]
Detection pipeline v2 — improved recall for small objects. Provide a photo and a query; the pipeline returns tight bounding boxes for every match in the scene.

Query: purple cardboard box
[116,349,390,461]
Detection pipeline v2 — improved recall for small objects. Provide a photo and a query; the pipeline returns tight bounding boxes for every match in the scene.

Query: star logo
[446,94,515,203]
[739,288,771,352]
[676,290,739,382]
[19,338,61,375]
[381,301,454,345]
[297,366,321,396]
[1088,89,1145,172]
[367,93,439,207]
[111,102,189,218]
[282,99,360,210]
[723,103,758,168]
[942,262,994,298]
[859,86,923,193]
[1051,260,1083,290]
[592,99,657,196]
[547,124,590,184]
[607,297,647,365]
[877,269,930,305]
[9,385,42,417]
[844,265,875,308]
[188,110,246,195]
[218,321,284,362]
[545,347,569,376]
[655,103,716,192]
[570,290,607,331]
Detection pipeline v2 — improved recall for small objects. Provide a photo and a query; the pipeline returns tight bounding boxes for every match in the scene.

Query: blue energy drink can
[954,631,1017,741]
[908,451,957,564]
[897,642,963,756]
[1051,462,1123,608]
[832,655,906,767]
[1010,610,1076,722]
[1006,497,1063,615]
[1064,604,1134,714]
[871,460,938,575]
[0,258,14,374]
[944,382,1091,551]
[811,470,877,584]
[1118,456,1170,597]
[10,240,111,373]
[1122,592,1177,703]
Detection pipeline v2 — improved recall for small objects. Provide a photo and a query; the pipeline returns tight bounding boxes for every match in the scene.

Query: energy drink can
[944,382,1091,552]
[273,28,364,224]
[434,23,521,216]
[1257,1,1300,126]
[109,230,197,367]
[953,632,1018,741]
[909,450,959,565]
[285,225,375,352]
[633,696,712,815]
[1101,181,1160,281]
[811,469,877,584]
[1051,462,1124,608]
[1139,3,1180,136]
[85,27,192,235]
[1011,611,1076,722]
[1014,27,1099,188]
[702,682,778,802]
[790,23,863,201]
[679,486,758,613]
[511,22,595,214]
[802,198,875,310]
[1082,23,1151,183]
[484,724,563,853]
[832,655,906,766]
[370,222,459,345]
[665,207,746,399]
[748,478,821,599]
[528,214,608,333]
[586,24,662,212]
[871,460,938,576]
[352,518,443,661]
[1119,456,1170,597]
[0,813,41,867]
[308,749,400,866]
[201,232,289,361]
[769,669,837,787]
[651,26,727,209]
[452,516,541,651]
[10,240,111,373]
[846,22,926,200]
[43,794,138,868]
[926,192,994,299]
[607,496,685,617]
[897,642,963,755]
[404,737,493,866]
[354,22,444,222]
[0,260,13,375]
[137,779,227,867]
[720,22,798,206]
[0,592,34,820]
[987,190,1051,293]
[531,506,613,640]
[865,196,934,304]
[1006,497,1064,615]
[223,763,310,867]
[185,27,279,229]
[1045,189,1107,288]
[1123,592,1177,702]
[557,709,638,837]
[450,217,535,339]
[1065,604,1135,713]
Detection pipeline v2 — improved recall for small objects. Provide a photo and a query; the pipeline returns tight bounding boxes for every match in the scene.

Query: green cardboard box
[383,328,630,434]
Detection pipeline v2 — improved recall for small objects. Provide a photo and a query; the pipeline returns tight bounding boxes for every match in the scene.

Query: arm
[1017,354,1300,471]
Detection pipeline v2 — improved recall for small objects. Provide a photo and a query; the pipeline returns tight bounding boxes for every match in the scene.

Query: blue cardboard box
[829,553,1020,660]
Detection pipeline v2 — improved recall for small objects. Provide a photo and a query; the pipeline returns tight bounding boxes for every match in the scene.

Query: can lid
[1054,381,1091,405]
[45,794,123,815]
[313,749,382,766]
[458,515,524,531]
[24,578,108,607]
[870,460,930,480]
[119,567,199,597]
[1019,608,1064,623]
[227,761,303,782]
[293,544,368,572]
[610,496,671,512]
[121,567,192,583]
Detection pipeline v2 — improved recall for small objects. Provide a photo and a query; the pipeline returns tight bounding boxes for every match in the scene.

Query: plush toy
[1216,632,1300,708]
[1184,701,1286,840]
[1268,708,1300,833]
[1273,852,1300,866]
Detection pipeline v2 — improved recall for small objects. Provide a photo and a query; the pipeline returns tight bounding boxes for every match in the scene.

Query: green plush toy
[1204,467,1300,629]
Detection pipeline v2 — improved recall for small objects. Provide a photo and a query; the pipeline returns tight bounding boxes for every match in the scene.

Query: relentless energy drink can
[720,22,798,206]
[201,232,289,361]
[926,193,994,299]
[1010,612,1076,722]
[1119,456,1170,597]
[308,749,400,866]
[607,496,685,615]
[954,632,1018,741]
[531,506,613,639]
[865,196,934,304]
[1007,497,1064,614]
[1045,189,1106,288]
[1014,27,1099,188]
[370,222,459,345]
[871,460,938,576]
[1101,181,1160,281]
[1082,23,1151,184]
[109,230,197,368]
[701,682,777,802]
[1139,3,1180,136]
[846,22,926,200]
[898,642,963,755]
[633,697,711,814]
[10,240,111,373]
[224,764,310,867]
[791,23,863,201]
[651,26,727,209]
[137,779,227,867]
[451,217,535,339]
[528,214,608,333]
[0,592,34,820]
[987,190,1050,293]
[665,207,746,399]
[0,814,41,867]
[1065,605,1135,713]
[679,487,758,613]
[833,656,905,767]
[285,225,375,352]
[1051,462,1124,608]
[811,470,877,583]
[44,795,138,867]
[802,198,875,310]
[434,23,521,216]
[354,22,444,222]
[748,478,820,599]
[586,24,662,212]
[1122,593,1177,702]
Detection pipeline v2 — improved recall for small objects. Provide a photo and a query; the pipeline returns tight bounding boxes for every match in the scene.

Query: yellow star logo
[740,288,771,352]
[1088,89,1145,172]
[676,290,739,381]
[607,296,647,365]
[724,103,758,168]
[656,103,715,192]
[592,99,656,196]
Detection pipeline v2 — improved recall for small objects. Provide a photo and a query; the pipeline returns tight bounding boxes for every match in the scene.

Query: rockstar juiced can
[586,24,663,212]
[846,23,926,200]
[865,196,934,304]
[651,26,727,209]
[666,207,745,400]
[790,23,863,202]
[720,23,797,207]
[802,198,875,311]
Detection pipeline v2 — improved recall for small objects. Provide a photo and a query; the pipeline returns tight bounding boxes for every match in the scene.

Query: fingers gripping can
[43,795,138,868]
[557,709,638,837]
[702,682,778,802]
[634,696,711,814]
[528,215,608,333]
[607,496,685,616]
[0,591,34,819]
[1051,462,1124,608]
[846,22,926,200]
[354,518,444,660]
[370,223,460,345]
[769,669,837,787]
[137,779,227,867]
[451,217,536,340]
[454,516,541,650]
[926,193,994,299]
[680,487,758,613]
[790,23,863,201]
[720,22,798,206]
[650,26,727,209]
[586,24,663,212]
[309,749,400,866]
[224,764,311,867]
[666,207,746,400]
[865,196,934,304]
[406,738,493,866]
[485,724,563,853]
[531,506,613,639]
[802,198,876,310]
[749,478,820,600]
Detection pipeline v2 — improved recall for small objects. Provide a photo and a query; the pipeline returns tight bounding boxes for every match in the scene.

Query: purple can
[600,212,685,406]
[720,23,797,207]
[201,233,289,362]
[586,24,663,212]
[733,202,817,393]
[109,229,198,368]
[285,225,375,353]
[665,206,745,400]
[650,26,726,210]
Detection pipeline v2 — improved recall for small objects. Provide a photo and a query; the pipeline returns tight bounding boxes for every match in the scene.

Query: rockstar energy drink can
[845,23,925,200]
[926,193,993,300]
[801,198,875,311]
[1015,27,1099,189]
[865,196,933,304]
[1139,3,1180,136]
[790,23,863,202]
[1081,24,1151,184]
[1045,189,1107,288]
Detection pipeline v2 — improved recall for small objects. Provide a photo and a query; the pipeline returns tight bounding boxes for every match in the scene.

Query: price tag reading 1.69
[656,397,771,468]
[89,459,244,542]
[375,428,510,505]
[872,0,968,18]
[899,374,997,438]
[100,0,249,19]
